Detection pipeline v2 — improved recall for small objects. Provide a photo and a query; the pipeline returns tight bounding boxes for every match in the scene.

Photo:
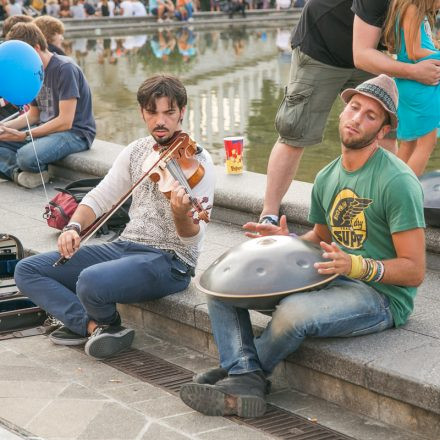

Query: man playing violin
[179,75,425,418]
[15,74,215,359]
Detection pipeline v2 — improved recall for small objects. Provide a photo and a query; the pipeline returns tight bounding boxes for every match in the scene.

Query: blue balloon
[0,40,44,106]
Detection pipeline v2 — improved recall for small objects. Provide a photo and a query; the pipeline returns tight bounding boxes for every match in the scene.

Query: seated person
[0,23,95,189]
[179,75,426,418]
[14,74,215,360]
[34,15,66,56]
[225,0,246,18]
[150,0,175,22]
[1,14,32,38]
[175,0,194,21]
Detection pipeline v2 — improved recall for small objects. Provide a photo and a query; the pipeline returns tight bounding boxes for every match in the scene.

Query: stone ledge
[51,138,440,253]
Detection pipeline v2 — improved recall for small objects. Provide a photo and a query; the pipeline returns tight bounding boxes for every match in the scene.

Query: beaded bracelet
[348,254,385,283]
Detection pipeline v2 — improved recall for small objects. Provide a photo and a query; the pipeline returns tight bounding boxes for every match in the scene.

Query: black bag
[48,178,132,236]
[0,234,48,336]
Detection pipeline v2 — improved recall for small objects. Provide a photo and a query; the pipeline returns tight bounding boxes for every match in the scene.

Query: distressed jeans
[207,276,394,375]
[14,241,192,336]
[0,131,88,180]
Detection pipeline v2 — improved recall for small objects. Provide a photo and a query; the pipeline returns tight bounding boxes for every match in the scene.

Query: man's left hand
[170,180,192,217]
[0,126,26,142]
[314,241,351,275]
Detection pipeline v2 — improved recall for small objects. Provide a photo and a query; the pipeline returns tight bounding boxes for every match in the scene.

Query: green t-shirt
[308,148,425,327]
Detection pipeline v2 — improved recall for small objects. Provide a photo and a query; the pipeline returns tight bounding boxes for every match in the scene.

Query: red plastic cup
[224,136,244,174]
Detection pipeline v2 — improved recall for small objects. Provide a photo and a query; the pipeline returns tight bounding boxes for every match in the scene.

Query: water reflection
[66,26,440,183]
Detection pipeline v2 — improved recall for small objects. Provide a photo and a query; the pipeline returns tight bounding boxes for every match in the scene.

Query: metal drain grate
[103,348,354,440]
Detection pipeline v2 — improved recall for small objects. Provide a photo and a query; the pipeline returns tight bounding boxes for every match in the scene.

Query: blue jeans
[14,241,192,336]
[0,131,88,180]
[207,276,394,375]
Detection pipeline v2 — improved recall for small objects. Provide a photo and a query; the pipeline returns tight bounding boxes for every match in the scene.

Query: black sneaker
[84,325,135,359]
[49,326,88,346]
[259,215,279,226]
[180,371,268,418]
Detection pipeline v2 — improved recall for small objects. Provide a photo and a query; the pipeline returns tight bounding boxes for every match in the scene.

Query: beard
[152,127,173,145]
[339,125,382,150]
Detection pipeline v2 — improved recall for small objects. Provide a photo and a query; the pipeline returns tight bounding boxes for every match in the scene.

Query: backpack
[44,178,131,236]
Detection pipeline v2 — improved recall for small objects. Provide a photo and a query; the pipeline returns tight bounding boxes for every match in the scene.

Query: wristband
[348,254,364,278]
[62,222,81,235]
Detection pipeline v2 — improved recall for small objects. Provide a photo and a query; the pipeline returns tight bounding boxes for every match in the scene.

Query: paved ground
[0,321,429,440]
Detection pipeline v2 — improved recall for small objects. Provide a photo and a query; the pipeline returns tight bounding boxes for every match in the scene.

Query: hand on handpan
[58,230,80,259]
[243,215,290,238]
[314,241,351,275]
[170,180,192,217]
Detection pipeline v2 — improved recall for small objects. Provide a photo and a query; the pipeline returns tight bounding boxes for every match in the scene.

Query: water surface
[67,26,440,183]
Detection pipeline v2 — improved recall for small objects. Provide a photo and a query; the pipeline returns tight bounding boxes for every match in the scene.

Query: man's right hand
[57,230,80,259]
[243,215,290,238]
[411,59,440,85]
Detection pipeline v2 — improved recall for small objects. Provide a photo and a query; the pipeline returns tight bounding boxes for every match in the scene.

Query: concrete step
[1,139,438,439]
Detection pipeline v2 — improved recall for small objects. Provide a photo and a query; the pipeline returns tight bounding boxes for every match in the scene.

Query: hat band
[356,83,396,114]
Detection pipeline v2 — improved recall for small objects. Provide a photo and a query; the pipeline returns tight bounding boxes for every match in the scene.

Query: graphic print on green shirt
[308,148,425,327]
[329,188,373,250]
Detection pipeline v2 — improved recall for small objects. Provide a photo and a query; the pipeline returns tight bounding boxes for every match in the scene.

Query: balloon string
[24,111,50,204]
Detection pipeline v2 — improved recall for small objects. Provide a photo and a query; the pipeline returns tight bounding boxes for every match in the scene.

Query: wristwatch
[24,130,32,142]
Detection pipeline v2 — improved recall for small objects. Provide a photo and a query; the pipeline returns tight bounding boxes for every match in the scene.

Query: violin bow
[53,133,190,267]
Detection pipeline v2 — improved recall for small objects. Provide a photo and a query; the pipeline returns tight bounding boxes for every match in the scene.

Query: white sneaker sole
[49,333,88,346]
[84,328,135,359]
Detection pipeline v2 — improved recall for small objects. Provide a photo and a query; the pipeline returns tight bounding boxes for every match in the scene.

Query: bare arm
[353,15,440,85]
[300,223,332,245]
[315,228,425,287]
[29,98,77,138]
[0,106,40,131]
[0,99,77,141]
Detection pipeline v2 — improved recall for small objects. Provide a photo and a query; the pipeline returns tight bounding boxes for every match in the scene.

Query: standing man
[0,23,95,189]
[180,75,425,418]
[259,0,440,226]
[15,74,215,360]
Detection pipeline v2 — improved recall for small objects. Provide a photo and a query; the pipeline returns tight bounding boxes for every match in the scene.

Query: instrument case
[0,233,47,334]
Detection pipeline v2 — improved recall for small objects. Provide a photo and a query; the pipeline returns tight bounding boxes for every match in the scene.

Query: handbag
[43,178,131,234]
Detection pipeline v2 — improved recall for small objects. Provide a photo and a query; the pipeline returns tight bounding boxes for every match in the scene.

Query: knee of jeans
[14,258,37,291]
[76,267,107,305]
[16,148,39,172]
[270,298,316,338]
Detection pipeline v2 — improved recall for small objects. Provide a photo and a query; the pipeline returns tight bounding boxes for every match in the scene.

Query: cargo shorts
[275,47,375,147]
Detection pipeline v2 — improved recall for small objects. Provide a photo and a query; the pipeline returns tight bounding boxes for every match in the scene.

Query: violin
[53,131,210,267]
[143,132,210,223]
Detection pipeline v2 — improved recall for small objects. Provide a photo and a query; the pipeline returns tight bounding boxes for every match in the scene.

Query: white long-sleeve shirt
[81,136,215,267]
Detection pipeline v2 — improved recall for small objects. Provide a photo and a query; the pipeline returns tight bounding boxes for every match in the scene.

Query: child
[383,0,440,176]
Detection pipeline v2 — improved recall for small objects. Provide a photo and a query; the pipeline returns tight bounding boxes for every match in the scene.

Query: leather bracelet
[62,223,81,235]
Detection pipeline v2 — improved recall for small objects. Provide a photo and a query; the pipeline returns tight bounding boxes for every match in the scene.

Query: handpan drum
[197,235,338,311]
